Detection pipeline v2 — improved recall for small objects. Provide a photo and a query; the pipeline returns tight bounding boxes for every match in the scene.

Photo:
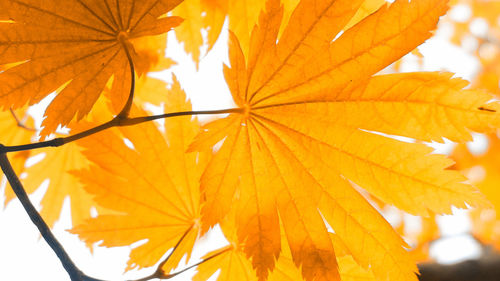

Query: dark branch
[0,151,105,281]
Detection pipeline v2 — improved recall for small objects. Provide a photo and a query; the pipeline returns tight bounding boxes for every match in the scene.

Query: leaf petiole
[129,246,231,281]
[116,37,136,119]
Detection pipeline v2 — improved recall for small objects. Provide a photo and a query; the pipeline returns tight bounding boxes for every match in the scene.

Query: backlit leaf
[190,0,497,280]
[173,0,299,63]
[71,79,208,271]
[0,0,183,135]
[21,142,101,227]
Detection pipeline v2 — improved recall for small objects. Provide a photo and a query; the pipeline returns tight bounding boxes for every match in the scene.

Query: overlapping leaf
[344,0,386,29]
[107,74,171,115]
[175,0,383,64]
[194,217,377,281]
[71,80,208,271]
[0,110,33,203]
[0,0,183,135]
[173,0,300,63]
[6,89,115,227]
[188,0,499,280]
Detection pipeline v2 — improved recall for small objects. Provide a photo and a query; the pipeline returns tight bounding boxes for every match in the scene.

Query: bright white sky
[0,4,490,281]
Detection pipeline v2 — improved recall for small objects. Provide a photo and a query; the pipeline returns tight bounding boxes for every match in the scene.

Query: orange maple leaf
[188,0,499,280]
[0,0,182,135]
[71,79,208,272]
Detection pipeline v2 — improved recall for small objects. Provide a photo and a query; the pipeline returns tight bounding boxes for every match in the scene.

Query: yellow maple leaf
[20,142,105,228]
[188,0,498,280]
[71,79,208,272]
[173,0,211,66]
[0,0,182,135]
[11,94,115,228]
[193,246,255,281]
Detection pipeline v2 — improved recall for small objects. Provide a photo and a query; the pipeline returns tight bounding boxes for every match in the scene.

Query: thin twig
[122,108,243,126]
[1,108,242,153]
[159,247,230,280]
